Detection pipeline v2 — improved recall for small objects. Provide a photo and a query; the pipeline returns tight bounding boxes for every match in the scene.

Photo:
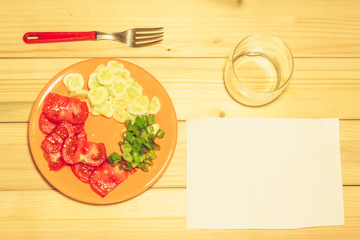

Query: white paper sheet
[186,118,344,229]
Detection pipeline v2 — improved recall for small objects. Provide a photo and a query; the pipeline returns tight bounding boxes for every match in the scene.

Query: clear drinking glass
[224,34,294,106]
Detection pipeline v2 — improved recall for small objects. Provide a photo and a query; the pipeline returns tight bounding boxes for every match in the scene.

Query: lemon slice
[94,101,113,118]
[148,96,161,114]
[97,66,115,85]
[69,89,88,98]
[87,86,109,106]
[113,105,127,123]
[110,79,127,98]
[107,60,124,69]
[88,72,100,89]
[113,67,131,80]
[127,96,149,115]
[112,97,130,109]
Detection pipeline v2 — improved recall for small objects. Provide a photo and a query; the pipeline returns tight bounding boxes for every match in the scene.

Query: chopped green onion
[148,150,157,160]
[125,132,135,143]
[125,119,132,128]
[123,152,133,162]
[131,161,139,168]
[121,143,132,153]
[139,154,146,162]
[156,129,165,138]
[107,152,122,166]
[133,152,140,163]
[128,124,138,133]
[147,115,156,125]
[135,116,146,128]
[120,162,133,170]
[110,114,163,173]
[153,143,160,151]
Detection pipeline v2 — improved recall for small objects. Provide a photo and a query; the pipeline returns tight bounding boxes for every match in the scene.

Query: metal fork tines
[97,27,164,47]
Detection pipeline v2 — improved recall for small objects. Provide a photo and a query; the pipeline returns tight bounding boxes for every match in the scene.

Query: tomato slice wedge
[41,132,63,153]
[62,137,85,164]
[76,129,87,142]
[41,121,75,153]
[43,93,89,125]
[43,151,66,171]
[89,162,129,197]
[39,112,57,135]
[71,162,96,183]
[81,142,107,167]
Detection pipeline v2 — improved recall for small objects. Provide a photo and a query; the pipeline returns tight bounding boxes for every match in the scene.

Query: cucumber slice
[88,72,100,89]
[127,112,136,123]
[110,79,127,98]
[97,66,115,85]
[63,73,81,87]
[127,96,149,116]
[113,105,127,123]
[63,73,84,91]
[87,86,109,106]
[112,97,130,109]
[107,60,124,69]
[125,77,135,84]
[94,101,113,118]
[95,64,105,72]
[148,96,161,114]
[113,67,131,80]
[69,89,88,98]
[125,83,143,99]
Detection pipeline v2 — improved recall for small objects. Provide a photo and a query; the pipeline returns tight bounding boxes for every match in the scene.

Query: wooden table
[1,0,360,239]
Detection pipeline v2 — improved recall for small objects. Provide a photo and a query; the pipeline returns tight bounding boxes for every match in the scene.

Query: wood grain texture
[1,58,360,122]
[0,120,358,191]
[1,0,360,57]
[1,0,360,238]
[0,187,359,239]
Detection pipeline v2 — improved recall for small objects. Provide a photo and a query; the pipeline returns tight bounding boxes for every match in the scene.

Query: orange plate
[28,58,178,204]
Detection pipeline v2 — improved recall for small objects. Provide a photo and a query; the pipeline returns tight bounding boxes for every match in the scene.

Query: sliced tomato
[43,151,66,171]
[89,162,129,197]
[62,137,85,164]
[81,142,107,167]
[43,93,89,125]
[71,162,95,183]
[41,132,63,153]
[72,122,85,134]
[128,168,137,175]
[76,129,87,142]
[53,121,75,139]
[41,121,74,153]
[39,112,57,135]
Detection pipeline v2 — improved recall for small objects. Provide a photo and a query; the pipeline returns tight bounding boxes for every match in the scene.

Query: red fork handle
[23,31,97,43]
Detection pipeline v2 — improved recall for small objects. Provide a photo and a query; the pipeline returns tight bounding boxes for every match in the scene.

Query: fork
[23,27,164,47]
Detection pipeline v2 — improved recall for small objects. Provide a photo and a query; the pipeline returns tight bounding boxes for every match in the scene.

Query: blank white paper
[186,118,344,229]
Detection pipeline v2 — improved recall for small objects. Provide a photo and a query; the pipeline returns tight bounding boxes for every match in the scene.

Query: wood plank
[0,218,359,240]
[2,0,360,57]
[0,186,359,219]
[0,120,358,191]
[0,187,359,240]
[1,58,360,122]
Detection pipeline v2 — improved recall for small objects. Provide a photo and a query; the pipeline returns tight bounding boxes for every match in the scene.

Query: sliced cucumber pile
[62,60,161,122]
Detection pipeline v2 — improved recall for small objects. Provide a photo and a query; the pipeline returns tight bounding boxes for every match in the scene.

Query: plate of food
[28,58,177,204]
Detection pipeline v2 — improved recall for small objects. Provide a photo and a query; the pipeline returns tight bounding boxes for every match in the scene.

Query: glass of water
[224,34,294,106]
